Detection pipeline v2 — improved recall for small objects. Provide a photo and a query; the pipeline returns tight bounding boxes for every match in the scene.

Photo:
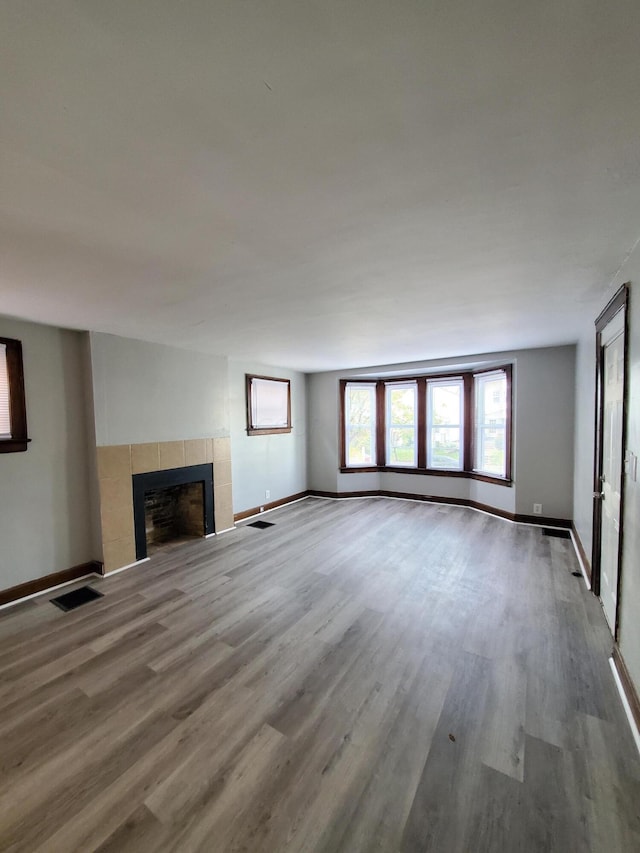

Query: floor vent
[247,520,275,529]
[543,528,571,539]
[51,586,104,612]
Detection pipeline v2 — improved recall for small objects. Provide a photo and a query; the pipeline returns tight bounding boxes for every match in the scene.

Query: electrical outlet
[265,490,270,500]
[533,503,543,515]
[259,505,265,512]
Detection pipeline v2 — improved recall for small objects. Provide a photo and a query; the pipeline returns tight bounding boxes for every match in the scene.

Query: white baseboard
[101,557,150,578]
[569,531,592,590]
[609,657,640,756]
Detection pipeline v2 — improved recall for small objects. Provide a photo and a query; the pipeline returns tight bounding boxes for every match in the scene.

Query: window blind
[250,377,289,428]
[0,343,10,438]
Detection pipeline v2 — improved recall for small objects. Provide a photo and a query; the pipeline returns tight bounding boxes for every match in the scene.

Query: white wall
[619,276,640,695]
[229,360,307,513]
[308,345,576,521]
[514,346,575,517]
[573,330,596,558]
[0,317,94,589]
[574,263,640,696]
[90,332,229,445]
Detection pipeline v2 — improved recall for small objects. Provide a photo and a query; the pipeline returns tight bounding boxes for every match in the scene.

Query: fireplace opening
[144,482,204,553]
[132,464,214,560]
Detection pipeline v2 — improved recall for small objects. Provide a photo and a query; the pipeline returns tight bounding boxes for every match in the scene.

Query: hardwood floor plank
[400,651,493,852]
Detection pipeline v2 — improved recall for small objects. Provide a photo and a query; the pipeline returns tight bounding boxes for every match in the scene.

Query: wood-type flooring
[0,497,638,852]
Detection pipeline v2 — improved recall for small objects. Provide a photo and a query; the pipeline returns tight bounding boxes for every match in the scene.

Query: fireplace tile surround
[97,438,233,573]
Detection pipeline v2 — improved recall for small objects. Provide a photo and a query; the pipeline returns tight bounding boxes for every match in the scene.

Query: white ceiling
[2,1,640,372]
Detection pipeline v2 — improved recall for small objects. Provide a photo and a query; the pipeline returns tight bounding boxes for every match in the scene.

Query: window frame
[472,367,511,479]
[246,374,292,436]
[339,365,512,484]
[0,337,29,454]
[343,381,378,467]
[385,380,418,467]
[426,376,465,471]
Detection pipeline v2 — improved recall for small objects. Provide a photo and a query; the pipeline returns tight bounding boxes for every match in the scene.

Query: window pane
[347,426,374,465]
[474,372,507,477]
[251,378,289,428]
[432,384,461,426]
[346,384,376,466]
[386,383,416,466]
[427,379,463,469]
[0,344,10,438]
[347,387,374,425]
[430,427,461,468]
[387,426,415,464]
[476,426,505,476]
[389,387,415,425]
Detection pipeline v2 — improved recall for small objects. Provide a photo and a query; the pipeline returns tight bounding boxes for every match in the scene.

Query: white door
[599,309,625,633]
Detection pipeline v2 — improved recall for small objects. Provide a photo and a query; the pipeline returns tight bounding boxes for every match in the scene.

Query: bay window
[340,366,511,483]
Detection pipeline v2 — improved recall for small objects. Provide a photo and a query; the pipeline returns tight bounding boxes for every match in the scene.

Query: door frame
[591,283,629,639]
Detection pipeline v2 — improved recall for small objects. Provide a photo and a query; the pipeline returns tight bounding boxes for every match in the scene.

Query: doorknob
[593,491,605,500]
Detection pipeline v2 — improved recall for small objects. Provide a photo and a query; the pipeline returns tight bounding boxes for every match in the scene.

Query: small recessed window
[0,337,29,453]
[246,375,292,435]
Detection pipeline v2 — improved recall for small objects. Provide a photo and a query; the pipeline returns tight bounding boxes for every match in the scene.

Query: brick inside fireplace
[144,482,204,550]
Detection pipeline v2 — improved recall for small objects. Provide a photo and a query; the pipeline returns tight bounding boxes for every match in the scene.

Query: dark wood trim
[612,645,640,735]
[309,489,378,499]
[614,287,631,640]
[0,438,30,453]
[375,380,385,467]
[504,364,513,482]
[339,380,347,469]
[417,377,427,469]
[339,465,512,487]
[463,373,473,471]
[591,283,629,617]
[0,336,29,453]
[308,489,569,527]
[246,427,293,436]
[592,328,605,597]
[246,374,292,436]
[571,522,592,584]
[379,466,468,478]
[514,513,572,528]
[0,561,103,607]
[595,284,629,332]
[234,491,309,522]
[470,471,512,486]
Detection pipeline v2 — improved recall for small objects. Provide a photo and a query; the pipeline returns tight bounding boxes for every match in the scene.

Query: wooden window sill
[0,438,30,453]
[340,465,512,487]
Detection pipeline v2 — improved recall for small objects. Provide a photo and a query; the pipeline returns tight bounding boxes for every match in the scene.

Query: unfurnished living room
[1,2,640,851]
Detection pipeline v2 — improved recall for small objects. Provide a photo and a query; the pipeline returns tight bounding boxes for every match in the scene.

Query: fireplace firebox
[132,464,214,560]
